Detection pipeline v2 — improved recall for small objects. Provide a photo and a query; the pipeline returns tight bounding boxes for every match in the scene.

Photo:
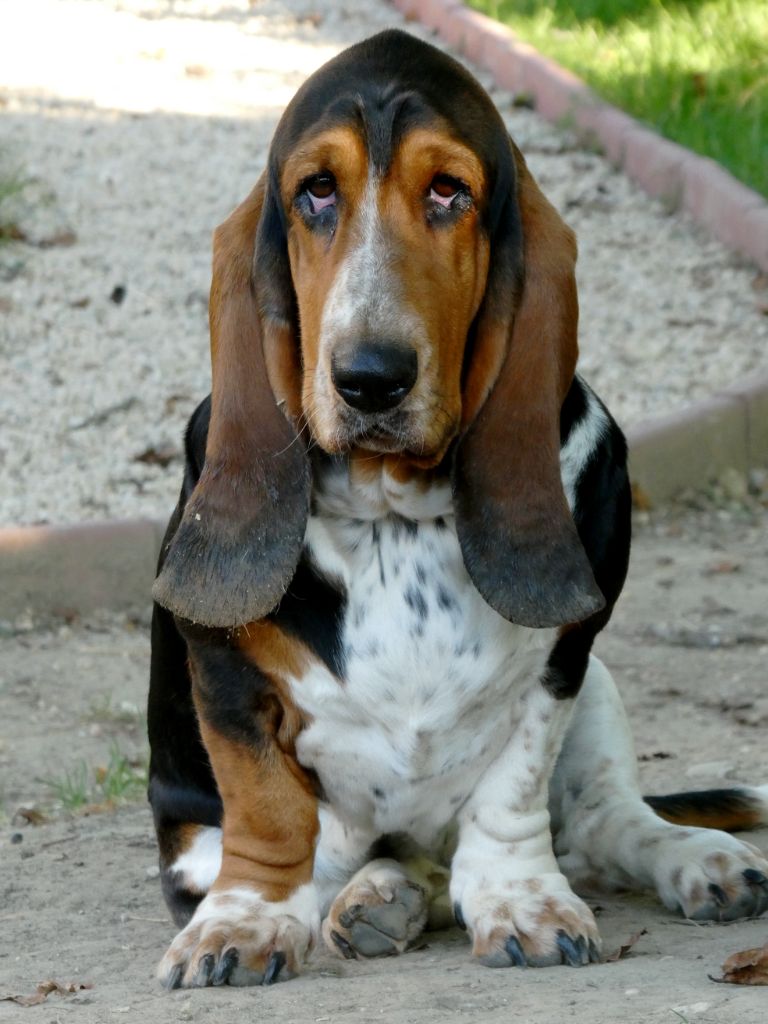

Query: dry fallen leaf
[37,229,77,249]
[133,444,179,467]
[703,560,742,576]
[12,806,48,826]
[605,928,648,962]
[631,483,653,511]
[1,980,92,1007]
[710,943,768,985]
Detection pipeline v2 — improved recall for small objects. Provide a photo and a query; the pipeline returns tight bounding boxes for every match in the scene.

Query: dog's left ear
[453,146,604,628]
[152,174,310,627]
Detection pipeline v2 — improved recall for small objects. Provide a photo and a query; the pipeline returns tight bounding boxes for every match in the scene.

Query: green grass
[97,747,148,804]
[38,745,148,812]
[469,0,768,196]
[86,693,145,729]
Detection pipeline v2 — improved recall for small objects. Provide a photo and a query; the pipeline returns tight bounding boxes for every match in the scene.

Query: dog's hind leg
[550,654,768,921]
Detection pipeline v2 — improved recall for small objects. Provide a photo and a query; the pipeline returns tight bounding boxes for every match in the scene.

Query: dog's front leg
[157,636,320,989]
[451,683,601,968]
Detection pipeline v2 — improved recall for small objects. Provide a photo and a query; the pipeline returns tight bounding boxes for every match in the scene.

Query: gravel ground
[1,0,767,526]
[2,503,768,1021]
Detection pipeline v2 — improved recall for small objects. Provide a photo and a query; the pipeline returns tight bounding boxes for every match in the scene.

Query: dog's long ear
[453,147,604,629]
[153,175,310,627]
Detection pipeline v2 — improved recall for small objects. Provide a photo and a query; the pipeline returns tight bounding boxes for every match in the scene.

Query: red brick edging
[393,0,768,271]
[1,5,766,620]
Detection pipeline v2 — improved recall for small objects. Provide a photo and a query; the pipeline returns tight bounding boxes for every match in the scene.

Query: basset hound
[148,29,768,987]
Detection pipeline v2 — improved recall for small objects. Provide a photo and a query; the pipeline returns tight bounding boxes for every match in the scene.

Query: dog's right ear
[152,174,310,627]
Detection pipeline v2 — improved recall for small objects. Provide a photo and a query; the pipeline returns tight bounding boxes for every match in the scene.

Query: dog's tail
[644,785,768,832]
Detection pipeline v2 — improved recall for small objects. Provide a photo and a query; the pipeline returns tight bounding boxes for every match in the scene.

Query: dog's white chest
[290,497,554,846]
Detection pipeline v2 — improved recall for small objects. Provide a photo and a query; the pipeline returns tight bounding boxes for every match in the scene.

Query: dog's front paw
[322,859,427,960]
[652,830,768,921]
[453,872,601,968]
[157,885,319,988]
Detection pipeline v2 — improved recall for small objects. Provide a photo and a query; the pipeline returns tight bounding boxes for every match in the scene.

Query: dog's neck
[311,449,453,523]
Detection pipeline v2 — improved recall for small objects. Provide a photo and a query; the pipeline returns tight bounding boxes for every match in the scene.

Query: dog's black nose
[332,343,417,413]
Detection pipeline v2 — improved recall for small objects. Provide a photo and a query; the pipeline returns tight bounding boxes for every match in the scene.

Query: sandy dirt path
[2,503,768,1023]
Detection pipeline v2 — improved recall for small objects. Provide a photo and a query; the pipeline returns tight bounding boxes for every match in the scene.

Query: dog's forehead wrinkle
[361,94,398,175]
[285,85,436,183]
[360,88,435,174]
[285,37,501,178]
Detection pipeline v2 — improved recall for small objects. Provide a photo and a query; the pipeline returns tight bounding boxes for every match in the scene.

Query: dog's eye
[429,174,466,208]
[305,173,337,213]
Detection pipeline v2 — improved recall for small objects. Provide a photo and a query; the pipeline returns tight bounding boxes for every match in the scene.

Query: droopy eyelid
[309,191,336,213]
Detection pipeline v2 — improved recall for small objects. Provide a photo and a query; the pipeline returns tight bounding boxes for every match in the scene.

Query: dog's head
[153,29,604,630]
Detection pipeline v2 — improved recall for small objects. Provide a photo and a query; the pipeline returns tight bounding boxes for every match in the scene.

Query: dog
[147,29,768,987]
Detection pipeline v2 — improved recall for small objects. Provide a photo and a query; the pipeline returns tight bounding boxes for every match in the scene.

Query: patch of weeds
[39,761,90,811]
[86,693,145,731]
[38,744,148,812]
[0,172,26,243]
[96,746,148,803]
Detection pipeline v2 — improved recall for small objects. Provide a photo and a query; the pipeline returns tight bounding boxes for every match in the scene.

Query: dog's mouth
[308,376,460,464]
[354,423,408,452]
[338,413,414,455]
[323,407,455,466]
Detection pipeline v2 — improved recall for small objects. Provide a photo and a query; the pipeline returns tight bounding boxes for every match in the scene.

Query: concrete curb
[2,371,766,619]
[0,519,166,620]
[394,0,768,271]
[628,372,768,506]
[1,4,766,619]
